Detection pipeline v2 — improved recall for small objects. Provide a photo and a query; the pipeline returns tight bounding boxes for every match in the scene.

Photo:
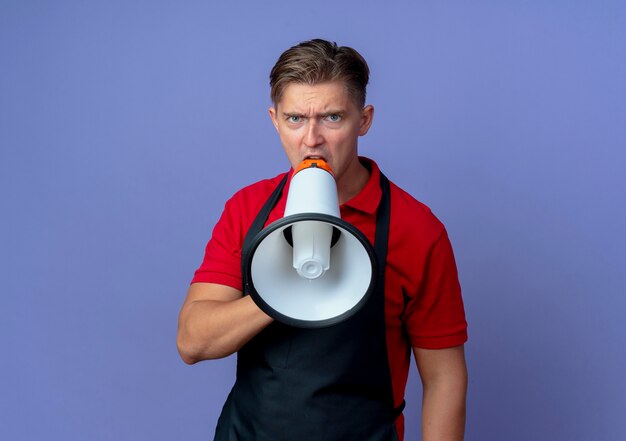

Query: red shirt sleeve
[404,228,468,349]
[190,174,287,290]
[191,196,245,290]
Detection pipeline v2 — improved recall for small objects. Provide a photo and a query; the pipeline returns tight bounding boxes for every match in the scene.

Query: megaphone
[244,159,377,328]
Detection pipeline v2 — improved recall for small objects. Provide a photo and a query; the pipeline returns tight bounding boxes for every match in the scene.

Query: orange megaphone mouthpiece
[294,159,334,176]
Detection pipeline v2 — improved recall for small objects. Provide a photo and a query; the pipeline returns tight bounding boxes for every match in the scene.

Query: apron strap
[374,172,391,279]
[241,173,289,294]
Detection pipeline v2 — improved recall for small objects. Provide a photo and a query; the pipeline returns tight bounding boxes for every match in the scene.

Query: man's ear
[359,105,374,136]
[269,106,279,131]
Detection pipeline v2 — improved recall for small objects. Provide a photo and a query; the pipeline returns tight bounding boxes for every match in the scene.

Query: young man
[178,39,468,441]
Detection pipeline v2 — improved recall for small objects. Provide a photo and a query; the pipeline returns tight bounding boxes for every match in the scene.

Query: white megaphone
[243,159,377,328]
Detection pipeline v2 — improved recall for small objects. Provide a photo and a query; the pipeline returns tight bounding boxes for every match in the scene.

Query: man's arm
[177,282,273,364]
[413,345,468,441]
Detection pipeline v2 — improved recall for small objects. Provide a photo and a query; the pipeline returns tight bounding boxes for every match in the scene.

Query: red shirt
[192,157,467,440]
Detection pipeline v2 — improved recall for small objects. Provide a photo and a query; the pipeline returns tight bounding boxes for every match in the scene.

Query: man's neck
[336,159,370,205]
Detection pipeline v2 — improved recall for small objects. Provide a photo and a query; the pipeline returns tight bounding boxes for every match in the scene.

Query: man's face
[269,81,373,184]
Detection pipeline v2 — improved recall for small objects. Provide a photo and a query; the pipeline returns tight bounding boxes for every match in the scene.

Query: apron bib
[213,172,402,441]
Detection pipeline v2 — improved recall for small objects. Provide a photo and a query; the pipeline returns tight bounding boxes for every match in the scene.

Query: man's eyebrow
[282,112,305,118]
[320,110,345,117]
[282,110,345,118]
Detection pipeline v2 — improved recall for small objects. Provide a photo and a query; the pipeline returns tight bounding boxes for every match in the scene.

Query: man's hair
[269,39,370,108]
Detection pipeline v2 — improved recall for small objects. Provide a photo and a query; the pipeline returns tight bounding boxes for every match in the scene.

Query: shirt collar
[341,157,382,214]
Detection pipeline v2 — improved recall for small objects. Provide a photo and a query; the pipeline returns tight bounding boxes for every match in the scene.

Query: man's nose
[303,120,323,147]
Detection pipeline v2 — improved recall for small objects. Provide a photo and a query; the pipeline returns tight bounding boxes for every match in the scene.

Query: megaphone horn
[244,159,377,328]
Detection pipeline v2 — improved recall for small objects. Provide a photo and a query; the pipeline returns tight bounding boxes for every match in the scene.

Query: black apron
[213,172,403,441]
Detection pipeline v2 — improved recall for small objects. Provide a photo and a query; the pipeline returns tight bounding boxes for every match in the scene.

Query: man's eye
[288,116,302,123]
[326,114,341,122]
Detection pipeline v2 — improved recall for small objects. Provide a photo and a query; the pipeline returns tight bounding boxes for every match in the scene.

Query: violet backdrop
[1,1,625,440]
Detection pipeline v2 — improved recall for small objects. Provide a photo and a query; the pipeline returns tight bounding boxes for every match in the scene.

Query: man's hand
[177,283,273,363]
[414,345,468,441]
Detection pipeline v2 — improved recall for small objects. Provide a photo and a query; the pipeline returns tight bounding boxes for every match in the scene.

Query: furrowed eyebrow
[320,111,344,118]
[282,111,345,118]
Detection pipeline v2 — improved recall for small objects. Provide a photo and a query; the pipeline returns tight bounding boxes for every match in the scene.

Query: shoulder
[217,172,289,238]
[359,157,446,244]
[388,179,446,243]
[225,172,288,214]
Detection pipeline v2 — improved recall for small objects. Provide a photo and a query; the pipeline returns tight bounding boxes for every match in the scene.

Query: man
[177,39,468,441]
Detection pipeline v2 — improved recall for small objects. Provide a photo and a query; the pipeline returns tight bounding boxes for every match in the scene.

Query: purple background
[1,1,625,440]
